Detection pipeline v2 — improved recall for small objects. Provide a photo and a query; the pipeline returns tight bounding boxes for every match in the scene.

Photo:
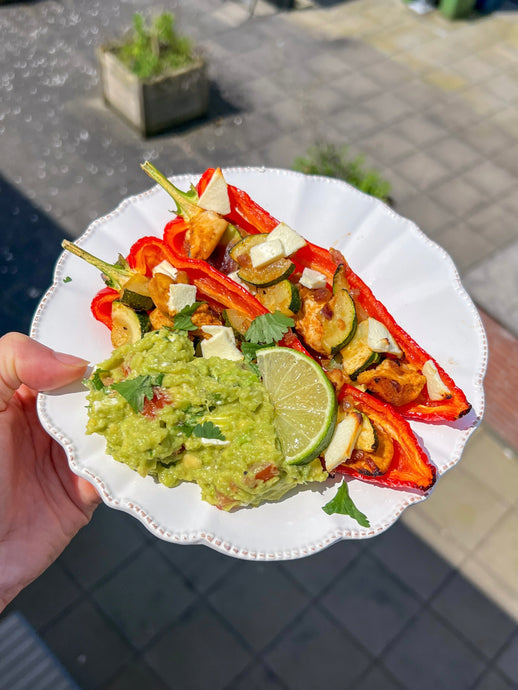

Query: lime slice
[257,347,337,465]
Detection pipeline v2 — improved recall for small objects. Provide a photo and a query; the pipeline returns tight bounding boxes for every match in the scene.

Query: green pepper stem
[62,240,132,290]
[141,160,199,220]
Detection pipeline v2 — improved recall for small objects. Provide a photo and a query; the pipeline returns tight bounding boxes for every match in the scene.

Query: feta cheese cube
[249,238,285,268]
[367,318,402,357]
[267,222,306,256]
[422,360,451,401]
[299,267,327,290]
[200,329,243,361]
[152,260,178,281]
[167,283,197,314]
[197,168,231,215]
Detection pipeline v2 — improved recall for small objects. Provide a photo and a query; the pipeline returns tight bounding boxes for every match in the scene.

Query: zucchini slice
[356,413,378,453]
[340,319,381,379]
[321,289,357,355]
[229,234,266,265]
[346,423,394,477]
[223,308,252,337]
[332,264,350,294]
[120,274,154,312]
[256,280,301,316]
[111,301,150,348]
[237,260,295,288]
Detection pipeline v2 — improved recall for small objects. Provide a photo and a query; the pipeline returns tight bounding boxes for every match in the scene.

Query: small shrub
[293,142,392,203]
[116,13,194,80]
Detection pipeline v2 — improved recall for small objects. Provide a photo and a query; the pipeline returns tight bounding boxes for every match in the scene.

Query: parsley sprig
[172,302,204,331]
[111,373,164,413]
[322,481,370,528]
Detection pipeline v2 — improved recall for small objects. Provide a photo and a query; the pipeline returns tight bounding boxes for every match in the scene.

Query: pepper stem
[62,240,133,290]
[141,161,199,220]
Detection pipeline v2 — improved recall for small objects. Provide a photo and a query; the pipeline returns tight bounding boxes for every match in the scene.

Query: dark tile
[208,562,308,651]
[368,523,452,600]
[265,605,370,690]
[105,660,169,690]
[226,661,287,690]
[11,561,82,631]
[42,600,132,690]
[321,552,420,655]
[354,663,405,690]
[145,601,251,690]
[472,669,518,690]
[93,546,196,649]
[280,540,361,596]
[154,542,235,593]
[430,573,516,659]
[496,632,518,684]
[58,504,148,588]
[383,610,485,690]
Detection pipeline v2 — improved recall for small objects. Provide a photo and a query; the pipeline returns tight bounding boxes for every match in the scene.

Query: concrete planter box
[97,45,209,136]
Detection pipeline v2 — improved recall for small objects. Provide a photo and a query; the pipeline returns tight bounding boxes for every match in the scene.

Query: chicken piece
[187,210,229,260]
[294,287,332,355]
[149,308,175,331]
[325,367,349,394]
[356,358,426,407]
[191,303,223,335]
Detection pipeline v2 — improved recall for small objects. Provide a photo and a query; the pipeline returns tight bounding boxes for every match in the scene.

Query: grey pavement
[1,1,518,689]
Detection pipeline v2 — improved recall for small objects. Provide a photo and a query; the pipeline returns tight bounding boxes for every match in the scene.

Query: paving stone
[396,150,451,191]
[457,118,517,157]
[466,202,518,250]
[321,552,421,656]
[93,547,196,649]
[57,505,149,589]
[207,562,308,651]
[462,159,518,198]
[362,91,412,125]
[472,669,518,690]
[426,136,483,174]
[144,601,251,690]
[353,664,405,690]
[496,633,518,684]
[154,542,236,594]
[264,605,371,690]
[395,193,455,236]
[383,610,486,690]
[494,142,518,176]
[105,660,169,690]
[226,662,287,690]
[368,523,452,601]
[429,178,488,218]
[389,113,449,147]
[42,600,132,690]
[430,573,516,659]
[330,70,381,102]
[434,221,494,273]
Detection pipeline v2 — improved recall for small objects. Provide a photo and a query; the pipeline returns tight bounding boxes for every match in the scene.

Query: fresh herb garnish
[90,369,109,391]
[63,276,72,283]
[172,302,204,331]
[245,311,294,344]
[192,421,226,441]
[322,481,370,528]
[111,373,164,413]
[240,341,274,375]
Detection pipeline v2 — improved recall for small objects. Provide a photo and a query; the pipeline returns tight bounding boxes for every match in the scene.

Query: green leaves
[245,311,294,345]
[111,373,164,413]
[172,302,204,331]
[322,481,370,528]
[179,419,226,441]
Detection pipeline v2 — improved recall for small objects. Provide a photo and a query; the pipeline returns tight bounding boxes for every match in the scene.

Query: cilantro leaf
[192,421,226,441]
[241,341,274,376]
[245,311,294,344]
[111,373,164,413]
[90,369,109,391]
[172,302,204,331]
[63,276,72,283]
[322,481,370,528]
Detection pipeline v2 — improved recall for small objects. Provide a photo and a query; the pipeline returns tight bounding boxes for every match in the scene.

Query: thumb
[0,332,88,410]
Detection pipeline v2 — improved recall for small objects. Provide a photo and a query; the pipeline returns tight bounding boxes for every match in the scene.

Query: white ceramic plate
[31,168,486,560]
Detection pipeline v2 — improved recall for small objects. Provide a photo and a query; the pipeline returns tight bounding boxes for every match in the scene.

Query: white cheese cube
[267,222,306,256]
[201,330,243,361]
[367,318,402,357]
[152,260,178,281]
[200,437,230,447]
[299,267,327,290]
[250,238,285,268]
[423,360,451,401]
[167,283,197,314]
[201,325,235,341]
[324,411,363,472]
[197,168,231,215]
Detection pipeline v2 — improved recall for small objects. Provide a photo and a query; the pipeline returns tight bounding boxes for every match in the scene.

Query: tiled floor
[1,0,518,688]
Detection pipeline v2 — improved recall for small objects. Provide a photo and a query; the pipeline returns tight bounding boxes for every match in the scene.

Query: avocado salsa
[85,329,327,510]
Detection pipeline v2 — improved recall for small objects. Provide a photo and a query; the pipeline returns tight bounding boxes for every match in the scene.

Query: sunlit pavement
[1,1,518,688]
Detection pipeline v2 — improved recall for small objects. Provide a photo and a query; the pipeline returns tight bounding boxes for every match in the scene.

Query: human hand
[0,332,100,611]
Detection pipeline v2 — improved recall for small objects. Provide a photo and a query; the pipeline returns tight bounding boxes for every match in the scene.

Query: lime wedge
[257,347,337,465]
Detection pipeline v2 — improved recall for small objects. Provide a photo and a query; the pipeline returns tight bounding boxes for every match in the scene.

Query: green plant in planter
[116,12,194,80]
[293,142,392,204]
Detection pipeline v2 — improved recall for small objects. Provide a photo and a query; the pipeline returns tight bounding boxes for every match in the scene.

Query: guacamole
[86,329,326,510]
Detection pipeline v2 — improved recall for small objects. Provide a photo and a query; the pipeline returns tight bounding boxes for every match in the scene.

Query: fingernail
[53,351,89,367]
